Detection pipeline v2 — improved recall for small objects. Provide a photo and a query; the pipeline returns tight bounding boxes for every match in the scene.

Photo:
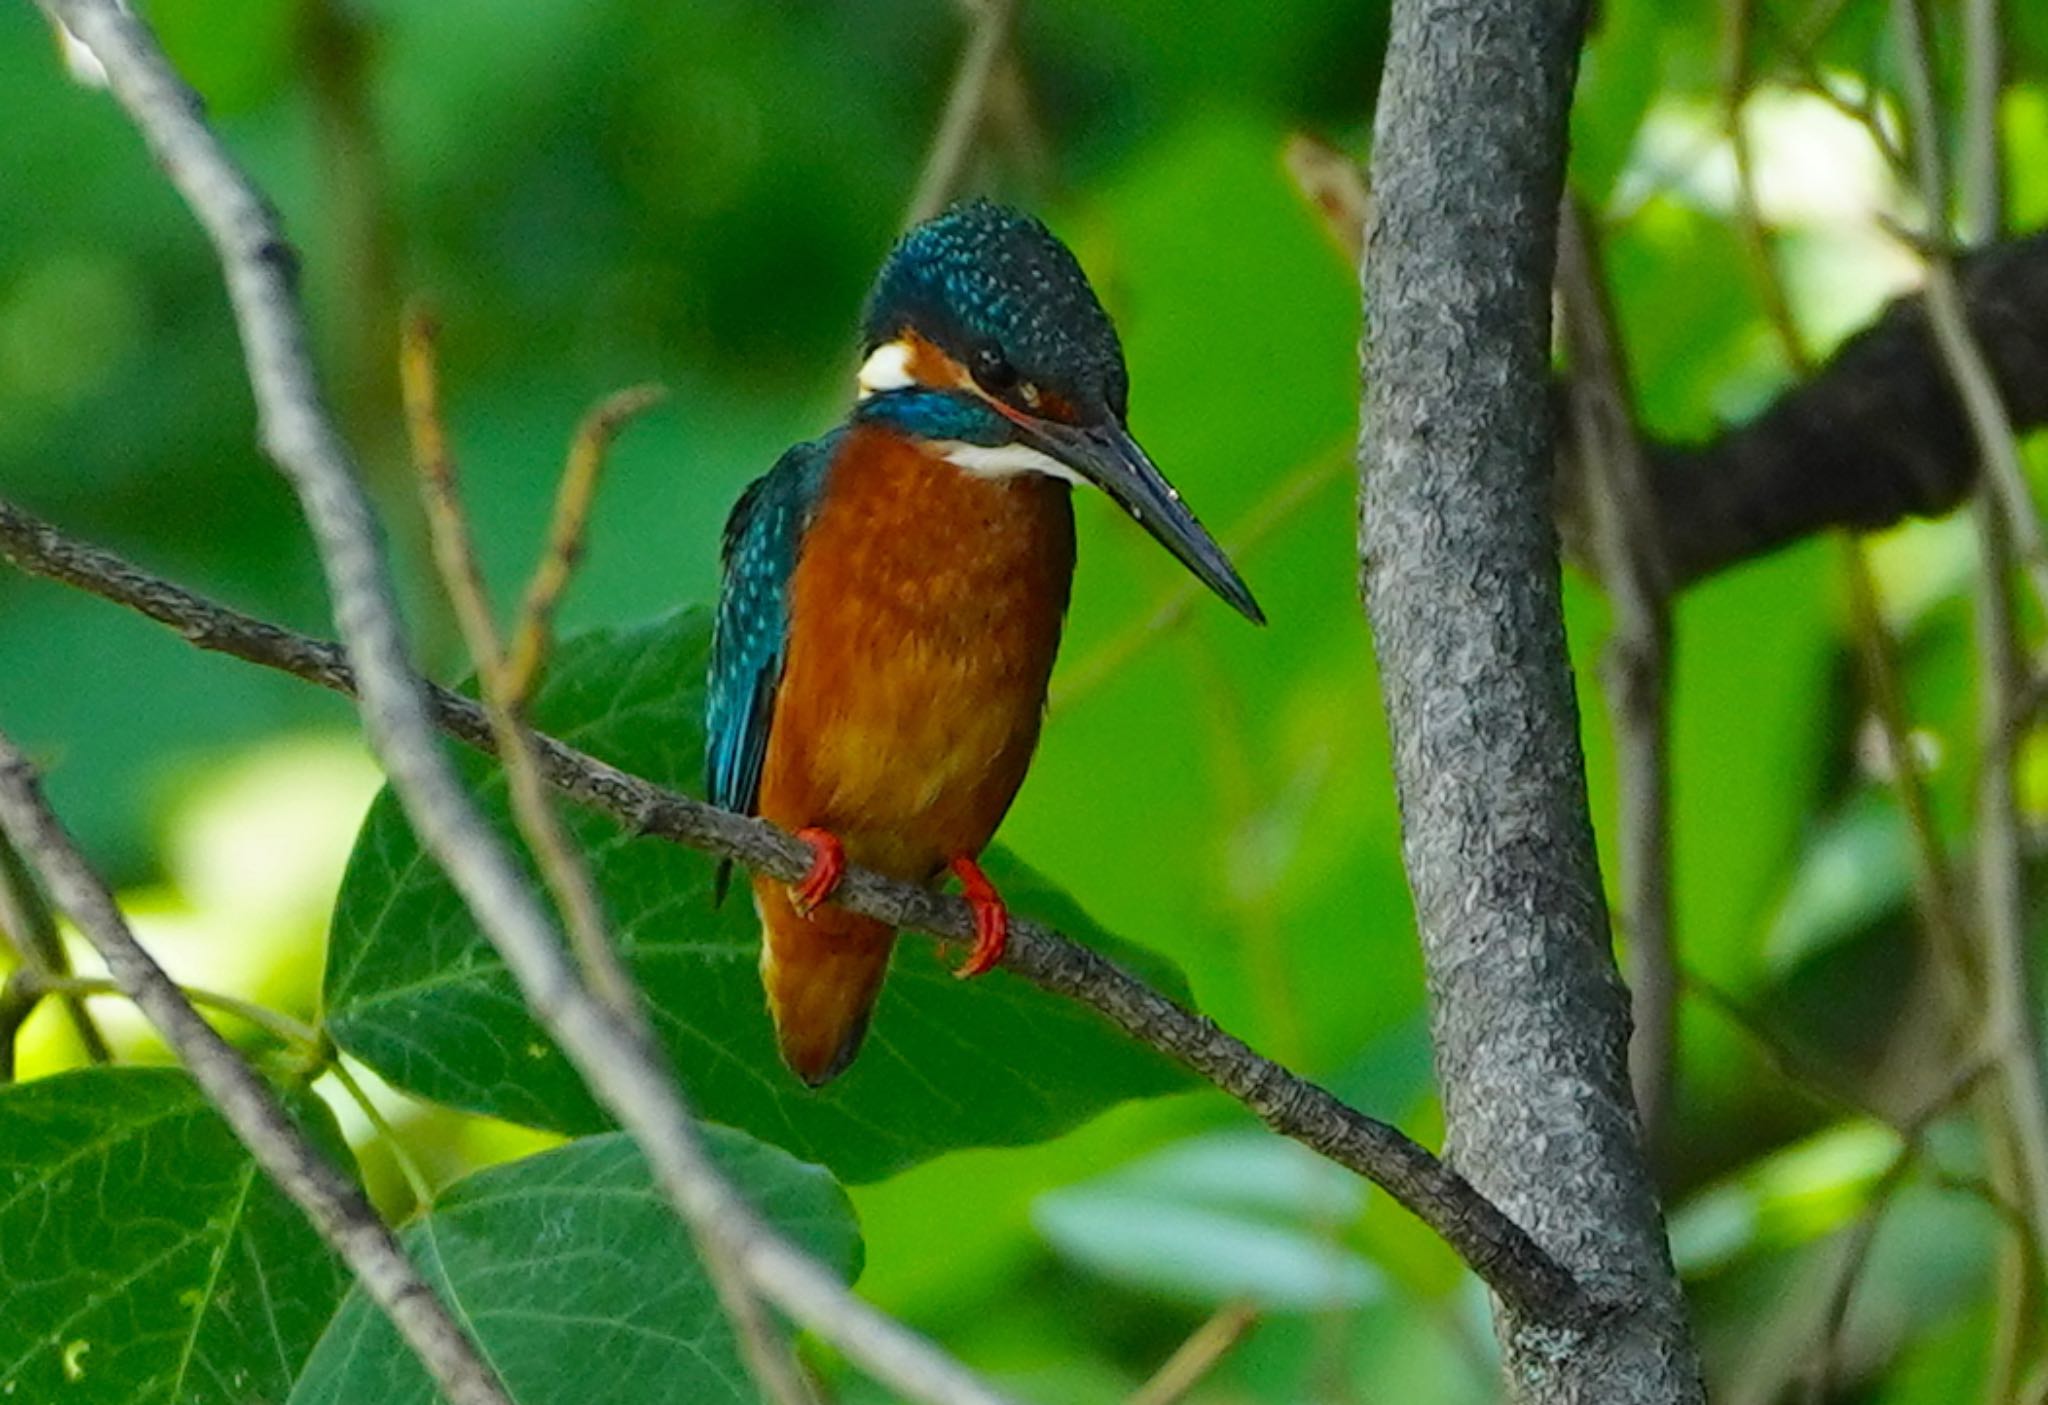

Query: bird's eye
[972,346,1018,395]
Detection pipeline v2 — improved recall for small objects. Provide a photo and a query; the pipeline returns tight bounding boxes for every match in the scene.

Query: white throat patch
[933,441,1084,484]
[856,340,916,398]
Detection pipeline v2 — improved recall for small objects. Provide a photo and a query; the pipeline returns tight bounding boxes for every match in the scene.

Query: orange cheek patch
[899,330,972,390]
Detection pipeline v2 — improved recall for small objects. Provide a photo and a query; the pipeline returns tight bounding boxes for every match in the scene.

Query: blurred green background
[6,0,2048,1399]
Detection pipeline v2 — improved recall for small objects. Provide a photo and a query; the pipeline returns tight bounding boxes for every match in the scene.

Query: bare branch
[0,733,514,1405]
[0,494,1590,1326]
[31,5,1023,1401]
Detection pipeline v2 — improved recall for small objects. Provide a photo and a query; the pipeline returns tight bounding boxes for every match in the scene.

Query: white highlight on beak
[856,340,917,399]
[935,441,1084,485]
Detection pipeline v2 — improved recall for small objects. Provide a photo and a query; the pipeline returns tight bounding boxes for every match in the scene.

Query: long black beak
[1031,421,1265,625]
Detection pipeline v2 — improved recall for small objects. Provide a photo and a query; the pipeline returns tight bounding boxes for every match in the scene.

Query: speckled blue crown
[861,200,1129,423]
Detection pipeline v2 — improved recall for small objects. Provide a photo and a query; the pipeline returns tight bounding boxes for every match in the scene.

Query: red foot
[948,855,1008,979]
[790,828,846,915]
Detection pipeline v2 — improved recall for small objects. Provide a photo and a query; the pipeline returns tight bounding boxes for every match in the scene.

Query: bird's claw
[948,854,1008,978]
[789,827,846,916]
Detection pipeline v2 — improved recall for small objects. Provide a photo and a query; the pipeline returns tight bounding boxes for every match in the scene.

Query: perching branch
[0,733,514,1405]
[0,493,1589,1326]
[32,5,1020,1403]
[1361,0,1702,1400]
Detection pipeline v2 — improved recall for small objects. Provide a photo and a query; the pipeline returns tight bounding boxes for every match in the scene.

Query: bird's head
[852,200,1264,625]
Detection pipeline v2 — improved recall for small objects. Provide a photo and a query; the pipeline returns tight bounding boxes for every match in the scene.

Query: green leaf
[288,1128,860,1405]
[0,1066,349,1404]
[1032,1130,1383,1311]
[324,609,1195,1184]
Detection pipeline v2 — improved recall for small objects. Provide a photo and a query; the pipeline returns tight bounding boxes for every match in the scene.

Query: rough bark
[1360,0,1705,1399]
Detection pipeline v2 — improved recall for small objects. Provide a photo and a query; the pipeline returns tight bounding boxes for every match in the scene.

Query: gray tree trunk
[1359,0,1706,1400]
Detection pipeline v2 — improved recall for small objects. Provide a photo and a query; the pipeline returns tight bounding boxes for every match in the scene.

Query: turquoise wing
[705,435,835,851]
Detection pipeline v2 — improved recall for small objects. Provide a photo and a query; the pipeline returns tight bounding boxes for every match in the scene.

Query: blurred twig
[1128,1301,1259,1405]
[0,492,1592,1328]
[36,5,1019,1402]
[1804,1055,1994,1403]
[400,311,817,1405]
[1282,133,1370,266]
[1894,0,2048,1391]
[0,730,514,1405]
[1557,198,1678,1148]
[904,0,1022,227]
[0,828,109,1075]
[1052,440,1346,710]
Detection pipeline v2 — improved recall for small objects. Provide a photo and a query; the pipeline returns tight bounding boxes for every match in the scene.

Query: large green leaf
[325,609,1195,1184]
[0,1066,349,1404]
[288,1128,861,1405]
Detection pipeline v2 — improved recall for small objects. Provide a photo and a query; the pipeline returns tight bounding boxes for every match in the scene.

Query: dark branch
[1638,229,2048,585]
[0,496,1590,1327]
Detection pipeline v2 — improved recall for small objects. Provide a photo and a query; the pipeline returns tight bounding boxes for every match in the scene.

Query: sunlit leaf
[0,1067,348,1404]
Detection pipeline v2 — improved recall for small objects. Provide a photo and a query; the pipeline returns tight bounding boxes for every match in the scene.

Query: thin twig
[1893,0,2048,1286]
[1052,441,1346,709]
[0,827,110,1069]
[0,733,513,1405]
[1556,198,1678,1148]
[903,0,1021,227]
[1893,2,2048,1392]
[400,311,817,1405]
[30,971,323,1054]
[1721,0,1815,377]
[503,383,666,706]
[1720,0,1987,1144]
[326,1057,439,1217]
[0,494,1591,1327]
[1128,1302,1259,1405]
[34,6,1022,1402]
[1804,1055,1995,1402]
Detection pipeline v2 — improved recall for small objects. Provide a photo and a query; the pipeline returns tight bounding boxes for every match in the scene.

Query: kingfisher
[707,200,1263,1087]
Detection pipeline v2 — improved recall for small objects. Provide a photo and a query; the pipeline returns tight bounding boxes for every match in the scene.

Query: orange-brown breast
[756,424,1076,880]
